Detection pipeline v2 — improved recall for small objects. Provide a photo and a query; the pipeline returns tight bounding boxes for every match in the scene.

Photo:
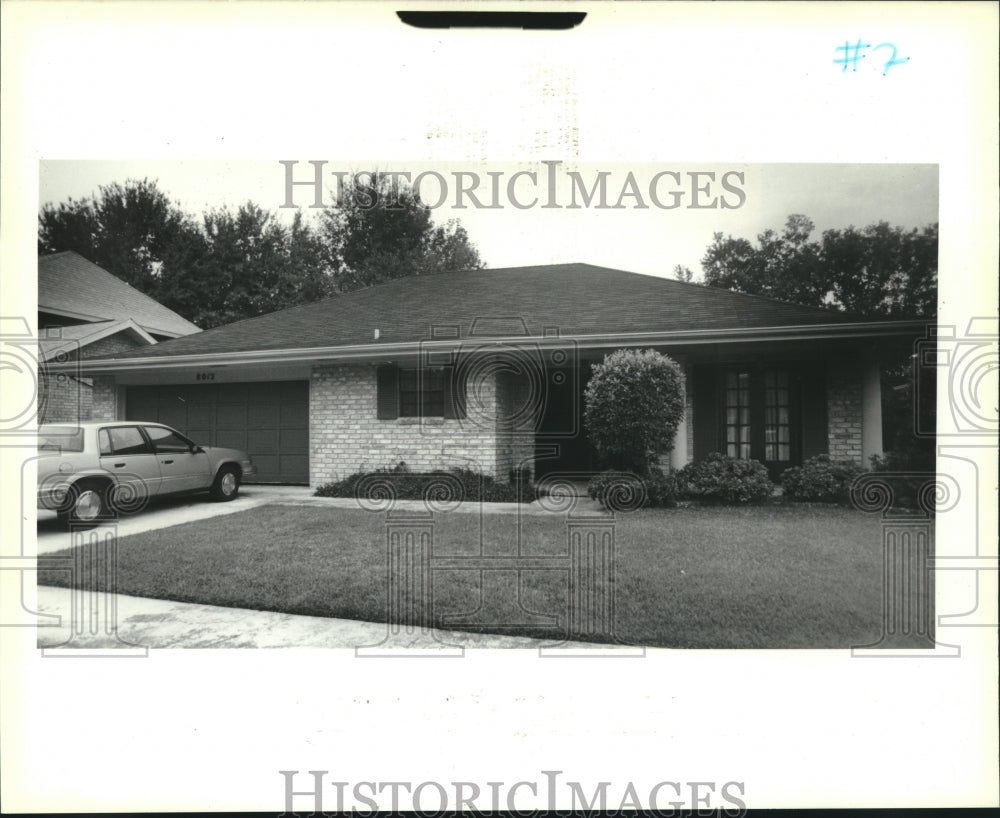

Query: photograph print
[33,160,940,652]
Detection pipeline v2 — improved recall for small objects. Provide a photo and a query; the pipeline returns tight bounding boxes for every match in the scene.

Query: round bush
[677,453,774,504]
[584,349,686,474]
[781,454,864,502]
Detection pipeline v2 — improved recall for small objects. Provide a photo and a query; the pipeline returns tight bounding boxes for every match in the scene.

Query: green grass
[36,503,932,648]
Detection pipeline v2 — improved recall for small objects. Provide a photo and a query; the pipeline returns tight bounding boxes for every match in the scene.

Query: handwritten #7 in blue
[834,40,910,75]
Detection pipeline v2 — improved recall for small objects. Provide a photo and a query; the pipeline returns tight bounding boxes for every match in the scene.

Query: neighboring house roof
[65,263,929,370]
[37,319,156,362]
[38,251,201,338]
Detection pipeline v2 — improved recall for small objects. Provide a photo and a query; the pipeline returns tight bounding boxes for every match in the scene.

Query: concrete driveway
[35,484,313,554]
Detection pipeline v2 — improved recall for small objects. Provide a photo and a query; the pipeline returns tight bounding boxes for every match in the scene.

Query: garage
[125,381,309,484]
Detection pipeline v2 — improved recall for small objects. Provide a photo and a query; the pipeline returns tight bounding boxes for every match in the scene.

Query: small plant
[314,462,534,504]
[866,452,937,510]
[587,470,679,511]
[782,454,865,503]
[677,453,774,504]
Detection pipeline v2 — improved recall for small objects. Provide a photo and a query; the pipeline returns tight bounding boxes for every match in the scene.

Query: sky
[39,161,939,280]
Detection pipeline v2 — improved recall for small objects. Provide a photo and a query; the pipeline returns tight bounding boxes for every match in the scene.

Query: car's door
[142,425,213,494]
[98,425,163,503]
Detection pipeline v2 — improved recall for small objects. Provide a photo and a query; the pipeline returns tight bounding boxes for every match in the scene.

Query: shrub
[587,470,679,511]
[584,348,686,474]
[781,454,864,503]
[865,452,937,511]
[677,453,774,504]
[315,462,534,504]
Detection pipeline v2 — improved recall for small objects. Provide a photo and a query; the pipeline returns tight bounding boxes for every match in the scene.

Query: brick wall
[91,375,119,421]
[827,362,863,464]
[38,373,92,423]
[37,331,143,423]
[310,363,516,487]
[81,332,144,359]
[495,369,537,478]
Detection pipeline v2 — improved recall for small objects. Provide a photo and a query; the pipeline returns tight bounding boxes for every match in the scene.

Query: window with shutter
[376,365,399,419]
[377,365,465,420]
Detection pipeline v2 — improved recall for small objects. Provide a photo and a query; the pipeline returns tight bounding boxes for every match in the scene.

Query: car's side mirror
[191,444,205,454]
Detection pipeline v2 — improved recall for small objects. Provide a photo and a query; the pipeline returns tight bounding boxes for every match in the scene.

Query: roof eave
[52,320,932,373]
[38,306,198,339]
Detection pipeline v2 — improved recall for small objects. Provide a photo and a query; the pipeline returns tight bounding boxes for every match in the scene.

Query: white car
[37,421,256,526]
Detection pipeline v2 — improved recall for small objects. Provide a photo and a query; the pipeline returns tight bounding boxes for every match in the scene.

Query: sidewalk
[34,586,610,651]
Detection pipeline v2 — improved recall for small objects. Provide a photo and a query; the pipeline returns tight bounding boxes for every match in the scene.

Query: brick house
[47,263,929,486]
[38,251,201,422]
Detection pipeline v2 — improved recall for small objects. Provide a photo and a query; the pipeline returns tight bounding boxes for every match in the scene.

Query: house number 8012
[196,372,215,381]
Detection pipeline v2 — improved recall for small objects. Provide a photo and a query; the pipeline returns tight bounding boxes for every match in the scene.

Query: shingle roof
[92,262,883,362]
[38,251,201,338]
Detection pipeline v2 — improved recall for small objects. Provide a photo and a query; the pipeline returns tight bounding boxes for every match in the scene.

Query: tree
[673,264,694,283]
[40,180,337,329]
[156,204,333,328]
[820,221,938,318]
[318,171,483,292]
[702,214,831,309]
[583,348,686,475]
[39,179,199,294]
[39,172,484,328]
[701,213,937,318]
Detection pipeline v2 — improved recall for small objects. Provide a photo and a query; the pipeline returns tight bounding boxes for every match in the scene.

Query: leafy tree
[39,179,198,294]
[673,264,695,283]
[820,221,938,318]
[156,204,333,328]
[40,180,337,329]
[584,348,686,475]
[701,213,937,318]
[37,197,97,261]
[318,171,483,292]
[422,219,483,275]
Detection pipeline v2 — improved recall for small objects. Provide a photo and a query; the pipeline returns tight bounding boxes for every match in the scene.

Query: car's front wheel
[210,466,241,501]
[61,480,114,528]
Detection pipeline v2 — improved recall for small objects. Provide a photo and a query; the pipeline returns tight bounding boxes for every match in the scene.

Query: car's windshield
[37,425,85,452]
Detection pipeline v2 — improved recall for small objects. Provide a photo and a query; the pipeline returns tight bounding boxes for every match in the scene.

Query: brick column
[827,363,863,464]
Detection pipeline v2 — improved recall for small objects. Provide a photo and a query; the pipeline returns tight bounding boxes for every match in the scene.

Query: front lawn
[37,503,929,648]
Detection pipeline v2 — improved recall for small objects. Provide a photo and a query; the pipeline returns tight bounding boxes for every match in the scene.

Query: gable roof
[38,251,201,338]
[66,263,928,369]
[37,319,156,362]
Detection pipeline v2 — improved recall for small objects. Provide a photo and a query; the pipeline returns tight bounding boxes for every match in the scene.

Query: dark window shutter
[799,365,828,459]
[443,366,467,419]
[376,364,399,419]
[692,364,719,459]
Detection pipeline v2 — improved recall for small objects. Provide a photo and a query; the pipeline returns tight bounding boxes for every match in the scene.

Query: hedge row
[314,462,534,504]
[316,454,935,512]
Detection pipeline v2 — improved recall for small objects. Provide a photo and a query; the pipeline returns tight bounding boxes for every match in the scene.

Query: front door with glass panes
[722,367,798,478]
